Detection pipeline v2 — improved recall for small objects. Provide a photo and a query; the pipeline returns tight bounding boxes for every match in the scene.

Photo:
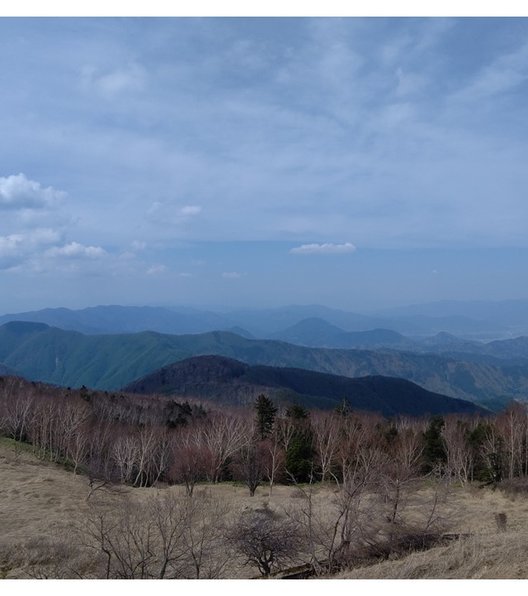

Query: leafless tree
[311,411,340,482]
[169,427,208,495]
[200,414,250,482]
[180,490,231,578]
[0,379,35,442]
[226,507,302,576]
[261,432,285,496]
[496,403,527,480]
[76,490,231,579]
[442,416,473,485]
[276,414,296,453]
[233,440,265,497]
[112,434,140,484]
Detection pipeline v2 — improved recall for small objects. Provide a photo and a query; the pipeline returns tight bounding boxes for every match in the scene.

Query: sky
[1,17,528,313]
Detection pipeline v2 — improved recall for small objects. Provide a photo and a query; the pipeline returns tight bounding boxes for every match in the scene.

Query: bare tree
[0,379,35,442]
[311,411,340,482]
[227,508,302,576]
[201,414,249,482]
[496,403,527,480]
[169,427,208,496]
[112,433,140,484]
[261,432,285,496]
[234,441,264,496]
[180,490,231,578]
[76,490,231,579]
[442,416,473,485]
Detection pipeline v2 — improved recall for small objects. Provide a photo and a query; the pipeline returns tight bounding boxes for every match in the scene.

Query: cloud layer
[0,19,527,310]
[290,242,357,255]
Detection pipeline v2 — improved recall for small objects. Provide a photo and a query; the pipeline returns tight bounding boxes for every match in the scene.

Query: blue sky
[1,17,528,313]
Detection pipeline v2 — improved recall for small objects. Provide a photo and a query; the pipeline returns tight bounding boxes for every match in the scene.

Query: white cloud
[0,228,62,270]
[0,228,61,256]
[0,173,65,210]
[179,272,193,277]
[222,271,242,279]
[290,242,357,255]
[45,242,107,259]
[145,202,202,225]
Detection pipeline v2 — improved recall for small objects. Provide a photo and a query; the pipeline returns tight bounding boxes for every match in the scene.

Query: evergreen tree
[285,404,308,420]
[335,398,352,417]
[284,404,314,483]
[422,416,447,473]
[254,394,277,440]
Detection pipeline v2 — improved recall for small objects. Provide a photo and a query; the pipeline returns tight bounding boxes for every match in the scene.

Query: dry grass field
[337,487,528,579]
[2,436,528,579]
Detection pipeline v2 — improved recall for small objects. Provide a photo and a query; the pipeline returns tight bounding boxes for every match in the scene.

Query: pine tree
[422,416,447,473]
[254,394,277,440]
[284,404,314,483]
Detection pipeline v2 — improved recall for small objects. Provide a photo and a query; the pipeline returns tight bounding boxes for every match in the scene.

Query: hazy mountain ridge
[0,303,513,339]
[270,318,415,349]
[377,299,528,336]
[0,321,527,410]
[124,355,486,416]
[0,305,232,335]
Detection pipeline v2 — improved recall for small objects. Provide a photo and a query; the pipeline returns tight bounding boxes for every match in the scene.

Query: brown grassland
[2,436,528,580]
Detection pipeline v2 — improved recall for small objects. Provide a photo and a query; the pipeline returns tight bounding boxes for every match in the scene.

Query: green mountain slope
[0,321,525,409]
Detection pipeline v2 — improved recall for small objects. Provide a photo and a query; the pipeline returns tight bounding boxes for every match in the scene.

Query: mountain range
[1,302,523,339]
[270,317,528,362]
[123,355,486,416]
[1,321,527,410]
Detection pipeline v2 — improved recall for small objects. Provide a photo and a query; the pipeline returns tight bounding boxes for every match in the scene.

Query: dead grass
[335,486,528,579]
[2,437,528,579]
[335,531,528,579]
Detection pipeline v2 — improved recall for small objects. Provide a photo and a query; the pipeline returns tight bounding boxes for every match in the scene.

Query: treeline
[1,375,527,492]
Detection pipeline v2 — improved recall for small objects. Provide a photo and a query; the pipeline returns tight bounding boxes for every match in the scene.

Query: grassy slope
[2,437,528,579]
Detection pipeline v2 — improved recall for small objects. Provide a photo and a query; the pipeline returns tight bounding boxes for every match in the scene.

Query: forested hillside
[0,321,526,409]
[124,355,486,416]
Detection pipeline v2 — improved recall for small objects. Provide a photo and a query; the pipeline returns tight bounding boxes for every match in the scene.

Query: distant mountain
[270,321,528,364]
[322,328,411,350]
[377,299,528,337]
[378,299,528,321]
[227,305,403,335]
[0,305,233,335]
[415,333,528,362]
[124,355,486,416]
[271,318,411,349]
[1,321,527,409]
[397,315,501,338]
[270,317,348,345]
[0,304,400,336]
[483,336,528,360]
[0,302,515,339]
[225,326,255,339]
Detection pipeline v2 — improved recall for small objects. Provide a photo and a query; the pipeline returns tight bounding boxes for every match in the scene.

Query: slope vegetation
[124,355,485,416]
[0,321,525,409]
